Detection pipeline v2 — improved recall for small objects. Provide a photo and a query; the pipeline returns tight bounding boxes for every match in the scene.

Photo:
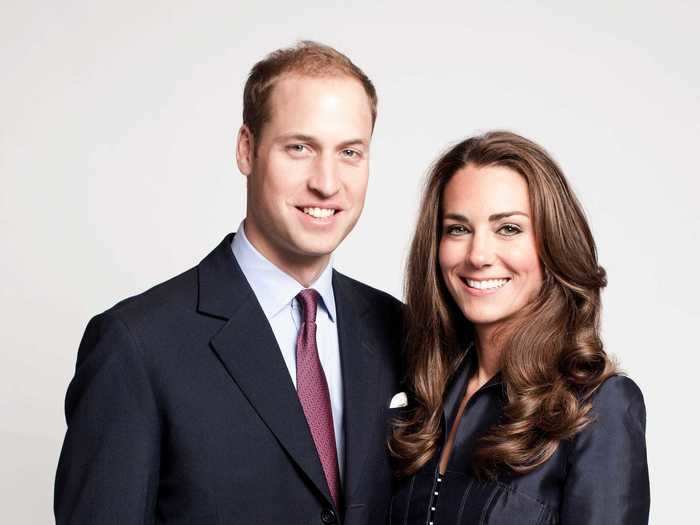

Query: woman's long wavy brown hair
[389,131,615,478]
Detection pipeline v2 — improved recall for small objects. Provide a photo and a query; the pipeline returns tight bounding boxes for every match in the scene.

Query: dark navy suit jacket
[390,347,650,524]
[55,234,403,524]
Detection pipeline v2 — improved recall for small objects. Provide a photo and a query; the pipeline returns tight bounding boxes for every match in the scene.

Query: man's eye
[287,144,307,153]
[498,224,522,236]
[342,149,359,158]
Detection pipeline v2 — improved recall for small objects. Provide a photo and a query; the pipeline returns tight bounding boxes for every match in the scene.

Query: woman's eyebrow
[443,212,470,223]
[489,211,529,221]
[443,211,529,223]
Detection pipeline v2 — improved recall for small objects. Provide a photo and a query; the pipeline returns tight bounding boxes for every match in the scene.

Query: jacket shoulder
[100,265,199,325]
[560,377,649,522]
[590,374,645,420]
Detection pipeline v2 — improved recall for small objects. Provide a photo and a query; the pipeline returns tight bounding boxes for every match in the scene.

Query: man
[55,42,402,524]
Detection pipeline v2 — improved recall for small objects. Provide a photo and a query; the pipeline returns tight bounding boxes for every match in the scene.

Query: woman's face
[439,163,543,333]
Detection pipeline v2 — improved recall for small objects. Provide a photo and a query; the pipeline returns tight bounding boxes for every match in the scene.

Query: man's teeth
[466,278,509,290]
[303,207,336,219]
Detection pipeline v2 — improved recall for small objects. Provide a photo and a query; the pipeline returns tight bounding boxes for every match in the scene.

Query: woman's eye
[446,224,468,235]
[498,224,522,236]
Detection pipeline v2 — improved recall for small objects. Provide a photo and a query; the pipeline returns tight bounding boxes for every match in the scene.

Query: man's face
[237,74,373,277]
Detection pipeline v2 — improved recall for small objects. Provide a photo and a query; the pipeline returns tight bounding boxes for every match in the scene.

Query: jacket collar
[443,343,503,430]
[198,235,335,507]
[197,234,381,509]
[331,270,379,502]
[197,233,251,320]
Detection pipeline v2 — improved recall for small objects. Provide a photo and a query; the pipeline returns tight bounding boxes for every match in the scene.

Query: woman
[389,131,649,524]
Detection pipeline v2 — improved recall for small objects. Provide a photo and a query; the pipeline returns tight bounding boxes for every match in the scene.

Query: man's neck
[282,258,329,288]
[242,221,330,288]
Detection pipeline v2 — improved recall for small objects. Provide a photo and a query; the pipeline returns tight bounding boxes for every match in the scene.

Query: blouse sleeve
[559,375,650,524]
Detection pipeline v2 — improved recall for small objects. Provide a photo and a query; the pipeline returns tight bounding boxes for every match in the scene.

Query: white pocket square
[389,392,408,409]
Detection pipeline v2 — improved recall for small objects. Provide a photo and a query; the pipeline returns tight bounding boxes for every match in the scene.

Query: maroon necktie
[295,289,341,507]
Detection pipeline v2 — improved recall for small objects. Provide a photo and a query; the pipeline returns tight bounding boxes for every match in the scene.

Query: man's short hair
[243,41,378,141]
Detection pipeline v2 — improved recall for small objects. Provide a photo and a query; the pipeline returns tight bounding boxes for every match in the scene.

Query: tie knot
[297,288,320,324]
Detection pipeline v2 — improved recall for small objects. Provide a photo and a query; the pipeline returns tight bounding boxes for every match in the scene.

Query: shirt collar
[231,220,336,322]
[443,342,504,427]
[462,343,503,390]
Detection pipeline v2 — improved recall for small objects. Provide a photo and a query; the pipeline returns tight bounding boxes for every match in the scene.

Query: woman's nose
[467,232,495,268]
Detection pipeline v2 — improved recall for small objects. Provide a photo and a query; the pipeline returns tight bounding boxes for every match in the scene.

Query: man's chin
[294,244,338,260]
[289,226,348,253]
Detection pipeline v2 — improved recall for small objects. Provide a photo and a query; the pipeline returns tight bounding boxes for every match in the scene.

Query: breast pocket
[482,484,553,525]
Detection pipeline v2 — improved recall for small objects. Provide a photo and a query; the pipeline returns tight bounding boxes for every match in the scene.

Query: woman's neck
[472,325,503,387]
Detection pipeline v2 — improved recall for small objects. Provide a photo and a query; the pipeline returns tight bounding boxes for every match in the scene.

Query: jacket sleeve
[54,312,161,524]
[559,375,650,524]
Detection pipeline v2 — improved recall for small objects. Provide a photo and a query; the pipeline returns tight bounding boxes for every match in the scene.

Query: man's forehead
[271,72,362,94]
[259,75,372,145]
[267,74,372,119]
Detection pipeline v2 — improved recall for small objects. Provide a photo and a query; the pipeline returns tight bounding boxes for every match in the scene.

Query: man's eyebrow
[442,211,529,222]
[276,134,368,147]
[276,133,319,145]
[274,134,368,150]
[338,138,369,149]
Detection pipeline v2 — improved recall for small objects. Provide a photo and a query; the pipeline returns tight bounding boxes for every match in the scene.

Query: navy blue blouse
[389,351,650,524]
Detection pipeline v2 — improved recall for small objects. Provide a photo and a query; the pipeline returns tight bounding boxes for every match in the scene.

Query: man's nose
[308,155,340,198]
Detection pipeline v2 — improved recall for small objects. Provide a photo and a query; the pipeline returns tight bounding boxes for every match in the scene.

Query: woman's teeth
[303,207,336,218]
[466,278,509,290]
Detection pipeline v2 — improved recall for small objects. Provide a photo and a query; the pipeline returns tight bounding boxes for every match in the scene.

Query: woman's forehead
[443,165,531,217]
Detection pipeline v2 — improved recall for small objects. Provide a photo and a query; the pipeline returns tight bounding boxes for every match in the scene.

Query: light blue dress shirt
[231,221,344,477]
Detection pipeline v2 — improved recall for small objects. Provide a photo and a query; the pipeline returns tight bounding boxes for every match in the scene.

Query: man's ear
[236,124,254,176]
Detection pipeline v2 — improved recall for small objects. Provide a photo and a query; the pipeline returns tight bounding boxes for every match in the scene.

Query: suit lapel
[333,271,381,502]
[198,235,334,506]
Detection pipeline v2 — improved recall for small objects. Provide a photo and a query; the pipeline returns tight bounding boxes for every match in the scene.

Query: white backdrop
[2,1,698,522]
